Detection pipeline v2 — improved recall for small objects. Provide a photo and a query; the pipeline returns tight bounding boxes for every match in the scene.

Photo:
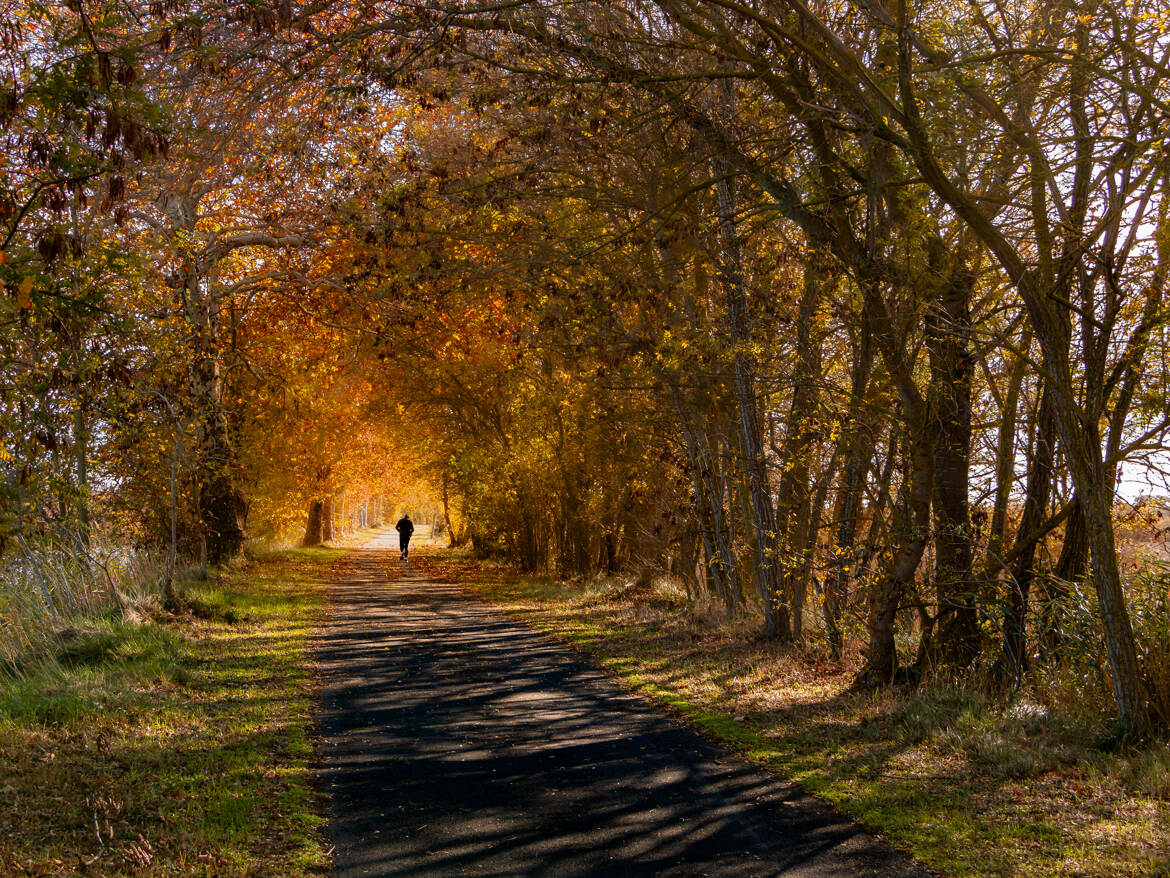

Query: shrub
[1128,568,1170,727]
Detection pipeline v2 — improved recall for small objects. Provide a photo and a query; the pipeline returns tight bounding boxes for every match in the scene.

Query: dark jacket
[395,516,414,537]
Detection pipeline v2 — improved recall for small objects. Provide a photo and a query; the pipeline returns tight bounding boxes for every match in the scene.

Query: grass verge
[0,546,342,877]
[423,552,1170,878]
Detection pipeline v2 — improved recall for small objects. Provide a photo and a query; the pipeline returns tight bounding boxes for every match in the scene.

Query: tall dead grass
[0,534,166,674]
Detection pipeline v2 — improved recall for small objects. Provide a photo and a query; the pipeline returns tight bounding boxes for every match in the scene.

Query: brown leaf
[16,276,32,309]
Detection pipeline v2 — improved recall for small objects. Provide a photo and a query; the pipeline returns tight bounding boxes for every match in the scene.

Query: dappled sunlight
[470,565,1170,878]
[316,533,928,877]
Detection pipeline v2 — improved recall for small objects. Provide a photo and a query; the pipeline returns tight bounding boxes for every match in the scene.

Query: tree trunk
[1026,337,1148,733]
[320,495,334,543]
[826,447,866,659]
[603,530,618,574]
[200,467,246,565]
[996,385,1056,682]
[982,335,1031,576]
[701,432,741,609]
[301,500,324,548]
[925,254,978,670]
[674,397,739,609]
[1080,476,1147,736]
[74,401,90,547]
[775,258,826,642]
[712,153,789,639]
[1036,319,1149,734]
[166,191,246,566]
[1038,496,1088,660]
[824,320,878,659]
[855,430,932,687]
[442,471,461,548]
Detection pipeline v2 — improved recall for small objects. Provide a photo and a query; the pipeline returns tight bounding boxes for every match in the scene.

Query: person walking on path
[395,513,415,560]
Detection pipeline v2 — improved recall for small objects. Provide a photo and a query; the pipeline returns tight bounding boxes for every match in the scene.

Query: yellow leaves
[16,276,33,310]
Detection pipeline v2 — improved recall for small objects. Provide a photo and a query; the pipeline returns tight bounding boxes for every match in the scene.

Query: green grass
[0,620,182,726]
[0,546,343,877]
[449,558,1170,878]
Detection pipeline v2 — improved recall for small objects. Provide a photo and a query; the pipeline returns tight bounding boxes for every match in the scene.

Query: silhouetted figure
[395,513,414,560]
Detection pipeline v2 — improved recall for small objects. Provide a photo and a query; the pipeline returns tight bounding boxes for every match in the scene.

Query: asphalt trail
[317,530,933,877]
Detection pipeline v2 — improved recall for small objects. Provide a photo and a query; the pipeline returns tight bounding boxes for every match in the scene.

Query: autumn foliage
[2,0,1169,738]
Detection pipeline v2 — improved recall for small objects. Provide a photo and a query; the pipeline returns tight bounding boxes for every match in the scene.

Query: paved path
[317,531,933,877]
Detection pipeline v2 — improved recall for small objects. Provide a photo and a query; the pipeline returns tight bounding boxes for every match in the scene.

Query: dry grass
[441,556,1170,878]
[0,540,166,672]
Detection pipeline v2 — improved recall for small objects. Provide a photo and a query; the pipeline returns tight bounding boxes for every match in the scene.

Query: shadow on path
[317,530,934,877]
